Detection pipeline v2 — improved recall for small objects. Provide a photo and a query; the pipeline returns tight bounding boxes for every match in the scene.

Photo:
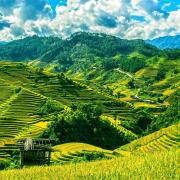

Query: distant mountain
[0,41,7,45]
[146,35,180,49]
[0,32,160,62]
[0,41,4,46]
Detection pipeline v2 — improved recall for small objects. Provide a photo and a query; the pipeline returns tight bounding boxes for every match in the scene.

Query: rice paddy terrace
[0,62,179,166]
[51,143,115,163]
[45,121,180,164]
[0,62,137,159]
[116,123,180,153]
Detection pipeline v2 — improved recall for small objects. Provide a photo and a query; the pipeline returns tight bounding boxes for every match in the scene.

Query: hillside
[0,61,179,167]
[0,36,63,61]
[0,150,178,179]
[0,33,179,147]
[0,61,141,160]
[147,35,180,49]
[0,33,179,109]
[0,32,160,62]
[116,123,180,153]
[0,33,179,173]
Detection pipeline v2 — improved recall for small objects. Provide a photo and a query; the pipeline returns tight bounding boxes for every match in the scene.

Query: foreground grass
[0,150,179,180]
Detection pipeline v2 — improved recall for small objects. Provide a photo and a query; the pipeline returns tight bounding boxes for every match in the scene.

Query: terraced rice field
[0,62,136,121]
[101,115,138,140]
[16,121,49,139]
[0,150,178,179]
[1,62,176,165]
[116,123,180,153]
[0,89,46,138]
[0,62,137,161]
[26,73,137,122]
[0,80,14,104]
[0,86,47,158]
[51,143,115,163]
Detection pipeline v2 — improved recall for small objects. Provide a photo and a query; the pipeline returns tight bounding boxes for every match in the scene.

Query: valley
[0,33,179,179]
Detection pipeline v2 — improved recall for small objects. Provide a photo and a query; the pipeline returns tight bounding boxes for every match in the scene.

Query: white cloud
[0,0,179,41]
[162,3,171,10]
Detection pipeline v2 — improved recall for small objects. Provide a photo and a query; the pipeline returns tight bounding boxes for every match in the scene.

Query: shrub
[156,69,166,81]
[0,159,10,170]
[37,99,64,116]
[72,151,106,163]
[83,151,105,161]
[14,87,21,94]
[103,101,129,107]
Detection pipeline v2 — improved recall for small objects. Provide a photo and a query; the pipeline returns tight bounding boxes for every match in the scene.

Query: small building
[17,138,54,167]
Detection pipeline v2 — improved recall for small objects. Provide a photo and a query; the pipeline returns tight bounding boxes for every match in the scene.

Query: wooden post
[20,151,24,168]
[47,151,51,166]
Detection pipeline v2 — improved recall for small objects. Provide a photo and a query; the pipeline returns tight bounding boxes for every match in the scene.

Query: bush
[37,99,64,116]
[83,151,105,161]
[72,151,106,163]
[103,101,129,107]
[156,69,166,81]
[14,87,21,94]
[42,103,131,149]
[0,159,10,170]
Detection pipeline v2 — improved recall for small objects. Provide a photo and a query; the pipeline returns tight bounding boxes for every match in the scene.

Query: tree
[42,103,131,149]
[156,68,166,81]
[128,80,135,89]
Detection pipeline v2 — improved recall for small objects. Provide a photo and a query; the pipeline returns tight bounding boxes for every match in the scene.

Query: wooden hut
[17,138,54,166]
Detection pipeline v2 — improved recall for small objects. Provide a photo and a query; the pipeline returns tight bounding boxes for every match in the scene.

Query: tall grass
[0,150,179,180]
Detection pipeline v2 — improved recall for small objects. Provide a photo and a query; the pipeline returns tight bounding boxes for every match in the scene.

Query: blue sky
[160,0,179,11]
[49,0,67,17]
[0,0,179,40]
[48,0,180,18]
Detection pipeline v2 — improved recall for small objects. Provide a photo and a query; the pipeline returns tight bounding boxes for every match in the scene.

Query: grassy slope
[0,62,136,158]
[51,142,114,163]
[116,123,180,153]
[0,150,179,180]
[67,57,179,110]
[1,123,178,178]
[49,122,179,164]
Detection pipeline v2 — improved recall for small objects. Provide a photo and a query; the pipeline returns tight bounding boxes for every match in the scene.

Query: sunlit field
[0,150,179,180]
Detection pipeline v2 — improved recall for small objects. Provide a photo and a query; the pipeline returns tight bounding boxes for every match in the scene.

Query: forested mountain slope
[0,32,160,63]
[1,33,179,105]
[146,35,180,50]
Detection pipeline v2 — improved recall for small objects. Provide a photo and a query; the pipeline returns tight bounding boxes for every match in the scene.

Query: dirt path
[115,68,134,78]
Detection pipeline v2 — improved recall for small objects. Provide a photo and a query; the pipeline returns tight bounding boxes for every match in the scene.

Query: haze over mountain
[147,35,180,49]
[0,41,7,45]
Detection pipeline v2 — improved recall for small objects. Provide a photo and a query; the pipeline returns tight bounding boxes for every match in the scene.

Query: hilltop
[147,35,180,50]
[0,32,160,62]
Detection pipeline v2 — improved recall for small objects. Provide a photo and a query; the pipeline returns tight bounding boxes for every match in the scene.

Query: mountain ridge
[0,32,161,62]
[146,35,180,49]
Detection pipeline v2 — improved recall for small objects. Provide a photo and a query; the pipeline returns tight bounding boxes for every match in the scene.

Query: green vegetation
[117,123,180,153]
[51,142,114,164]
[0,150,179,179]
[37,98,64,116]
[42,103,133,149]
[148,100,180,133]
[0,33,179,176]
